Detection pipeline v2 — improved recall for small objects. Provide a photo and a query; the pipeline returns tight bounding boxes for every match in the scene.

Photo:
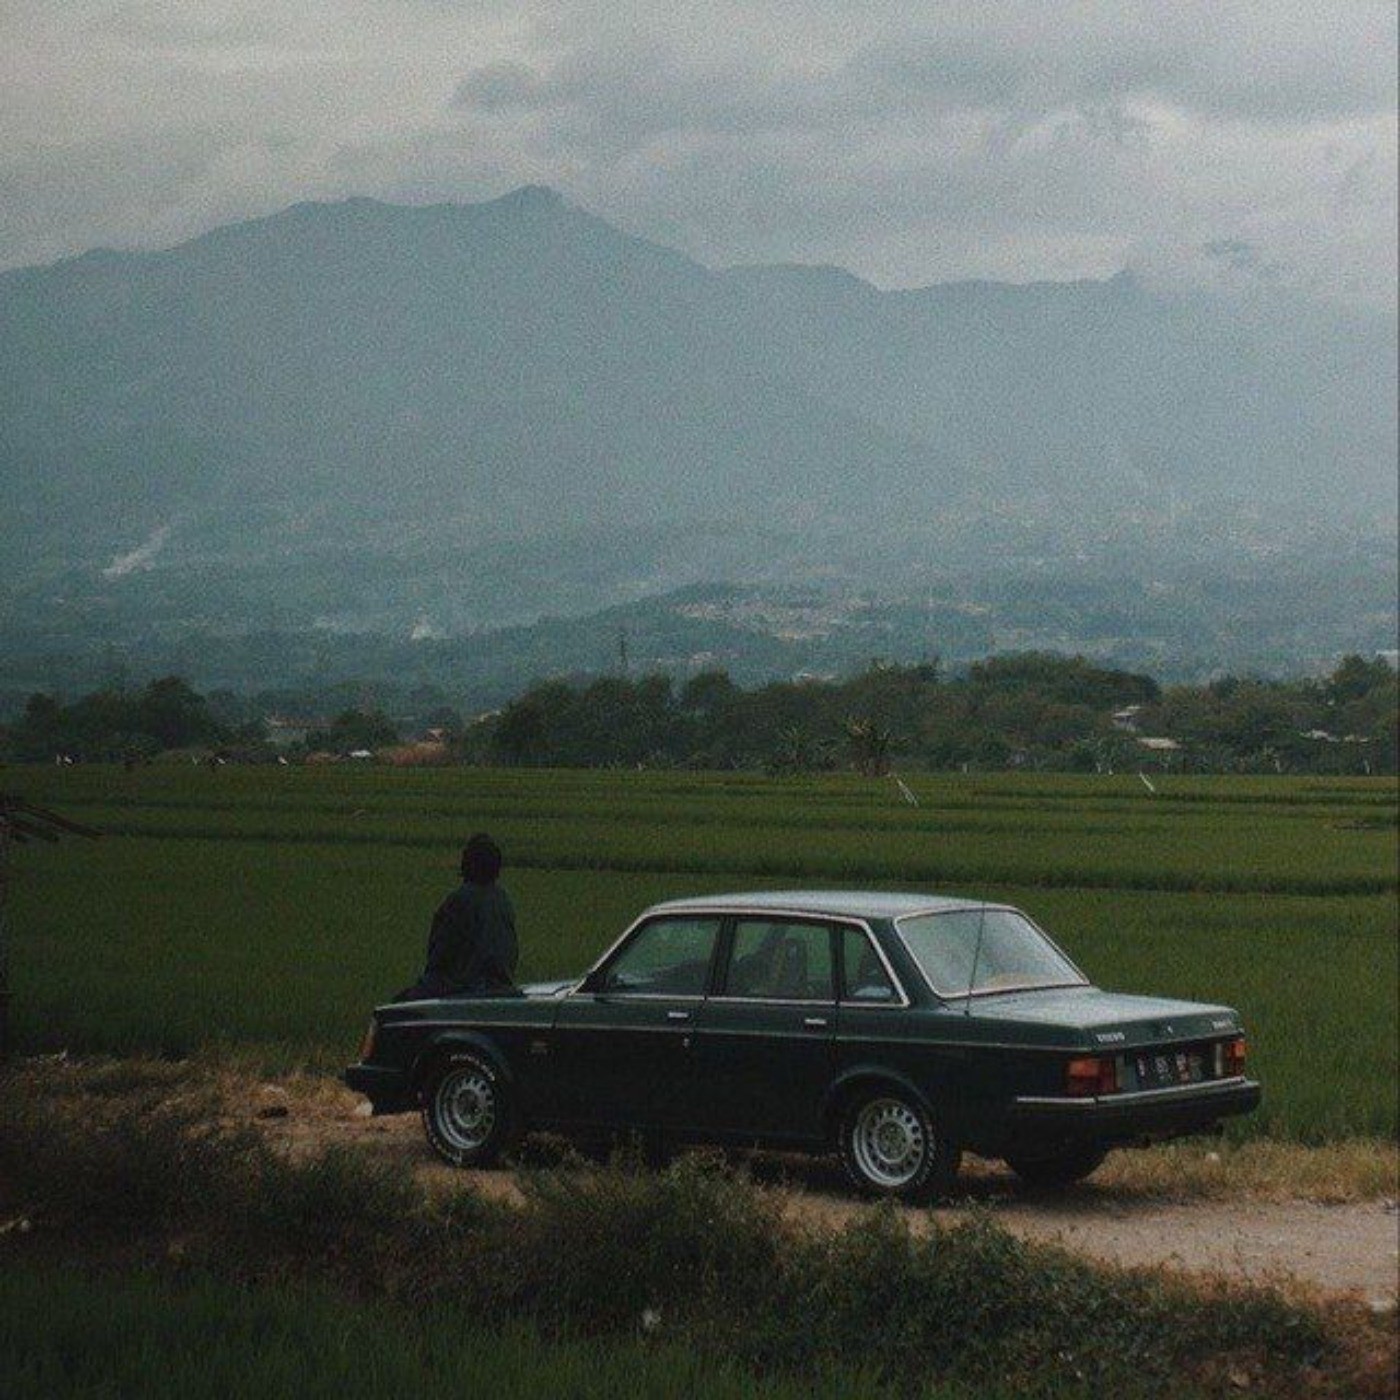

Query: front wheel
[838,1090,961,1202]
[1006,1146,1107,1189]
[421,1051,519,1167]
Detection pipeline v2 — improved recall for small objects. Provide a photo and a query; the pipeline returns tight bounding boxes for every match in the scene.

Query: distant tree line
[468,652,1396,775]
[0,677,408,765]
[3,678,241,762]
[1,654,1394,774]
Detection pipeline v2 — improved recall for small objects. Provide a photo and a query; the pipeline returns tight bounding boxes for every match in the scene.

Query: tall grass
[0,1269,897,1400]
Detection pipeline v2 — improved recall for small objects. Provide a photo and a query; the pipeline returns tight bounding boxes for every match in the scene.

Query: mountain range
[0,185,1394,680]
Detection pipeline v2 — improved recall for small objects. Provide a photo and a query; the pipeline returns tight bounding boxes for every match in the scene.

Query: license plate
[1134,1050,1203,1089]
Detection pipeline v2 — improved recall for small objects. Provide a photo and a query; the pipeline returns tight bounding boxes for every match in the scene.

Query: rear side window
[724,920,835,1001]
[603,917,722,997]
[840,927,899,1003]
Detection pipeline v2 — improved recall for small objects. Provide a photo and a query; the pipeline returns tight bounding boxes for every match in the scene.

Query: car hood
[960,986,1241,1048]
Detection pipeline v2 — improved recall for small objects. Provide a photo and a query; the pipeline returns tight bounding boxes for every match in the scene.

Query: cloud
[0,0,1394,308]
[1201,239,1260,268]
[455,61,546,111]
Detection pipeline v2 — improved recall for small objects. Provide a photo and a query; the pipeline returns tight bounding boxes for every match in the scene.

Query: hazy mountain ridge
[0,186,1394,671]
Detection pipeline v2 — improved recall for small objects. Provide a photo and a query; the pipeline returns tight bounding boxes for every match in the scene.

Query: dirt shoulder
[256,1067,1400,1303]
[16,1056,1400,1304]
[301,1108,1400,1302]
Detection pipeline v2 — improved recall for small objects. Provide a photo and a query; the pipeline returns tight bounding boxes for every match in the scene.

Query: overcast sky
[1,0,1395,307]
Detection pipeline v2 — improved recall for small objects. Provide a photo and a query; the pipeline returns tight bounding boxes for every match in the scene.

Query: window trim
[580,905,911,1010]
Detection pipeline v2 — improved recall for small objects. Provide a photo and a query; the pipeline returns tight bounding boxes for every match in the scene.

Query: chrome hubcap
[434,1067,497,1152]
[852,1098,927,1187]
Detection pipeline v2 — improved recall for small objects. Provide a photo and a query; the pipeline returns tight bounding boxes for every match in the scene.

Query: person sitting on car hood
[395,833,520,1000]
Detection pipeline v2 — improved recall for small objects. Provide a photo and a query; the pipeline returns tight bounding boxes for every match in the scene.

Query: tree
[679,670,737,715]
[1327,655,1394,706]
[843,717,893,777]
[307,709,399,753]
[135,677,221,749]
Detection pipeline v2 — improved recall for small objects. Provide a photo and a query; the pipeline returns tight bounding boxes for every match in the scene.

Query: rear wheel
[421,1051,519,1167]
[1006,1146,1108,1189]
[838,1089,961,1202]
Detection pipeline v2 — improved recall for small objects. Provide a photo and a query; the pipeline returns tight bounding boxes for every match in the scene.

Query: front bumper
[1007,1077,1261,1149]
[344,1062,415,1115]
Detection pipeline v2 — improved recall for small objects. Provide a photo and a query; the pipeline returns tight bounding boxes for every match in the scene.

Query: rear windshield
[896,909,1084,998]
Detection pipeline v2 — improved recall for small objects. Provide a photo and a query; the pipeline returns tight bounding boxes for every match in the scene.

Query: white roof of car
[646,890,995,920]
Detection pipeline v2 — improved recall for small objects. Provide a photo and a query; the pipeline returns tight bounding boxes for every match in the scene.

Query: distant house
[384,741,452,767]
[264,716,317,748]
[1136,736,1180,752]
[1111,705,1143,733]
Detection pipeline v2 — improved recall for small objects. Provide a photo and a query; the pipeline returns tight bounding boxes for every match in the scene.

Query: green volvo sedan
[346,891,1260,1200]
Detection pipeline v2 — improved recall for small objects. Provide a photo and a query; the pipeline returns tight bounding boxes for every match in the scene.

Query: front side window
[602,917,721,997]
[724,919,834,1001]
[897,909,1084,998]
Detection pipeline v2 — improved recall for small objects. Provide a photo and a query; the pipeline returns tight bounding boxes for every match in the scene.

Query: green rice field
[4,765,1396,1142]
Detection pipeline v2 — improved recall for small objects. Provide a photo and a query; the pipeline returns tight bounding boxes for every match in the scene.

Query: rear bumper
[1006,1077,1261,1149]
[344,1062,415,1115]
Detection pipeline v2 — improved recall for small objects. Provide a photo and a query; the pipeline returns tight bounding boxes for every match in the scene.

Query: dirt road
[264,1082,1400,1304]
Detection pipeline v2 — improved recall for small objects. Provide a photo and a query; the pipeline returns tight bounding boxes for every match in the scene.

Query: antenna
[964,904,988,1016]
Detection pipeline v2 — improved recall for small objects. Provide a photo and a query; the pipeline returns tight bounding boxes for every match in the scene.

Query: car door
[688,917,838,1144]
[546,914,721,1131]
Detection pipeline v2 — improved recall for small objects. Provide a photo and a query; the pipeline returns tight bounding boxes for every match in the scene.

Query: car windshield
[896,909,1084,998]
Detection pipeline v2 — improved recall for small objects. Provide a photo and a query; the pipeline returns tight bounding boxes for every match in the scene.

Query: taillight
[1066,1055,1118,1096]
[358,1020,378,1062]
[1222,1036,1246,1077]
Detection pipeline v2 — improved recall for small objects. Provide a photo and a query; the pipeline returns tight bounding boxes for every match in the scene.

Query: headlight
[358,1019,378,1062]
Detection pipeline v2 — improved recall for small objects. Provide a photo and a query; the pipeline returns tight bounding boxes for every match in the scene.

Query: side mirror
[578,967,609,995]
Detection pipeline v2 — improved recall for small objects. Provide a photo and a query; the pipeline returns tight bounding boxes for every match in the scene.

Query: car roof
[644,890,996,921]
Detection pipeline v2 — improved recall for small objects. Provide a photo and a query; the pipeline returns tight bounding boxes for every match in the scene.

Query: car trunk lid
[966,986,1241,1048]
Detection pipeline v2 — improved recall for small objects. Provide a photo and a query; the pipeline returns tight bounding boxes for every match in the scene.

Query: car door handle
[803,1016,829,1029]
[667,1010,692,1022]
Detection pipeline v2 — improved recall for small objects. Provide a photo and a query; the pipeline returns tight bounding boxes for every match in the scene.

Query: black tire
[837,1088,961,1203]
[1006,1147,1108,1189]
[421,1050,519,1168]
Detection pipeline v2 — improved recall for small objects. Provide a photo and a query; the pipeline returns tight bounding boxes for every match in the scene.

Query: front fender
[411,1029,515,1092]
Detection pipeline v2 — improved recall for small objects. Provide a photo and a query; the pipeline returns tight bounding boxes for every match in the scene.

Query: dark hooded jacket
[416,881,519,996]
